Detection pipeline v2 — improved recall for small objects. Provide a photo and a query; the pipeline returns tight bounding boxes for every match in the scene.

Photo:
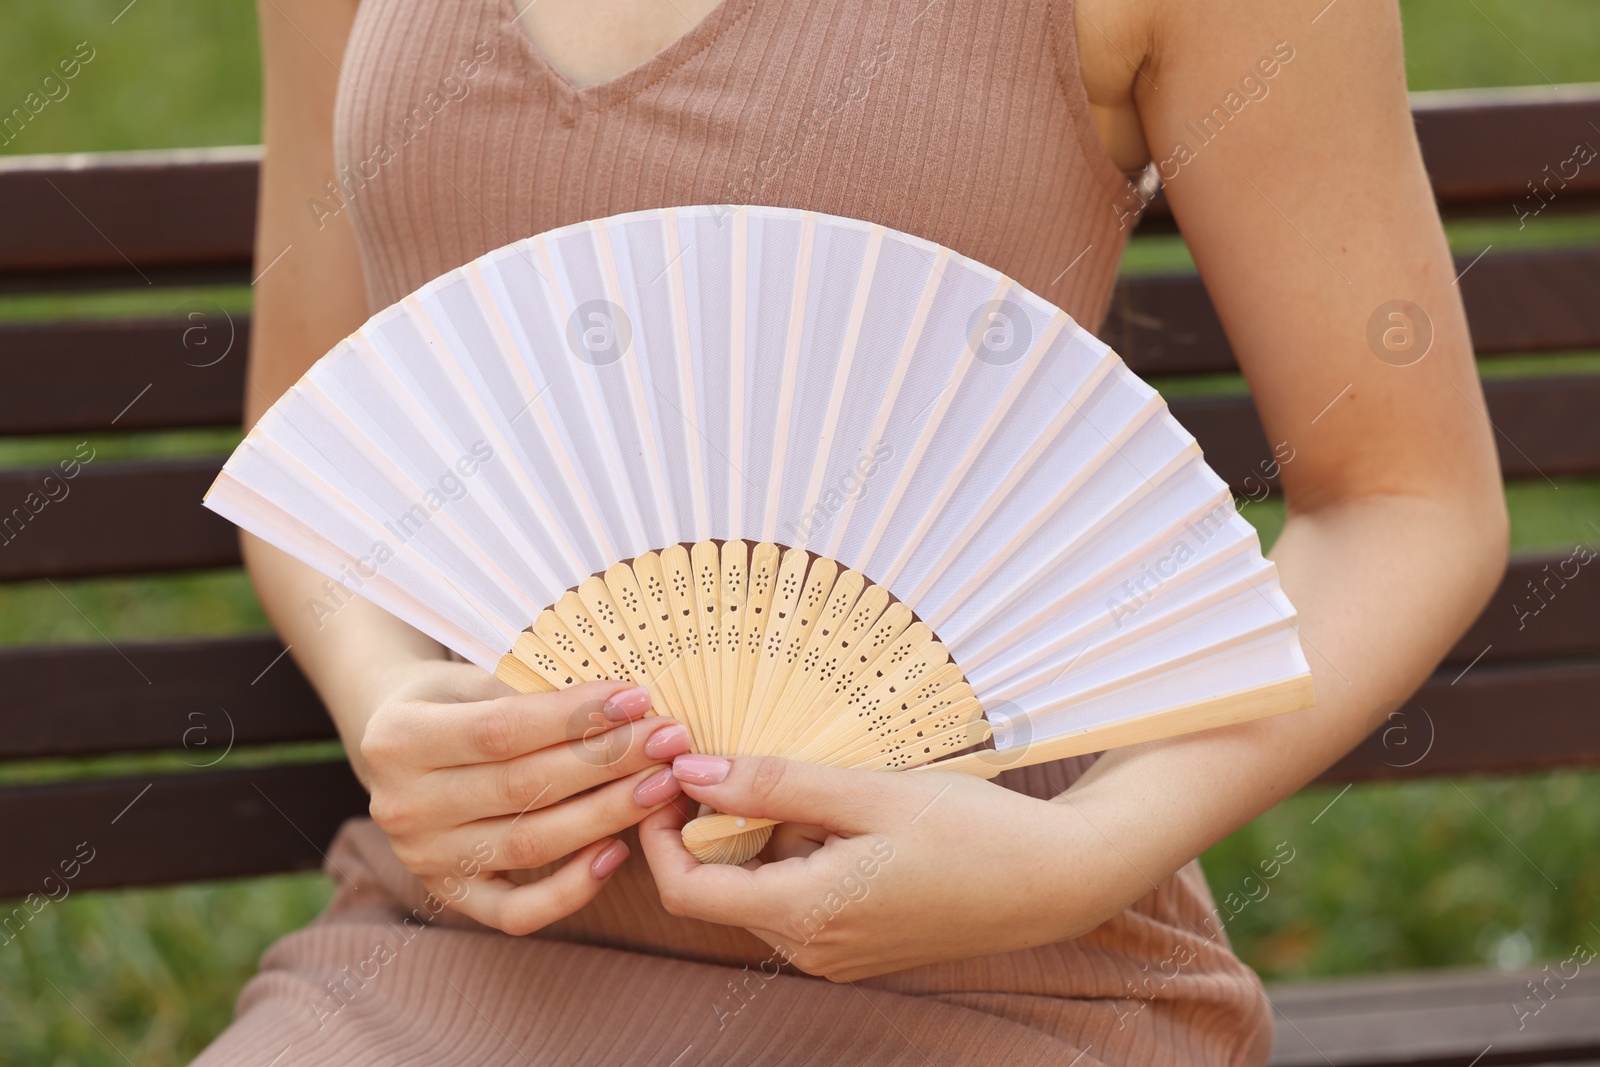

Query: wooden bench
[3,84,1598,1064]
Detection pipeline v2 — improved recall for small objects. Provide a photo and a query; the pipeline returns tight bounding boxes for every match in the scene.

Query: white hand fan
[206,205,1313,864]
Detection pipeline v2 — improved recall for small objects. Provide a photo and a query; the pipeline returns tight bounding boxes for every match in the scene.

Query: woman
[195,0,1507,1062]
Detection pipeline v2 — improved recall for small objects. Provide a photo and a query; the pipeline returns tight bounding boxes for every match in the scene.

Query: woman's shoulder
[1071,0,1160,174]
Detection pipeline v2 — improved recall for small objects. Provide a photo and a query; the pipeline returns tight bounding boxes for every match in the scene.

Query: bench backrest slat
[0,319,248,435]
[0,147,257,291]
[0,762,366,898]
[0,636,327,762]
[0,555,1588,765]
[8,381,1595,584]
[0,458,236,581]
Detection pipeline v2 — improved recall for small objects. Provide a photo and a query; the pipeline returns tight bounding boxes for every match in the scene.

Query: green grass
[1399,0,1600,90]
[0,0,260,157]
[3,875,335,1066]
[0,285,255,326]
[3,0,1600,1064]
[1208,772,1600,979]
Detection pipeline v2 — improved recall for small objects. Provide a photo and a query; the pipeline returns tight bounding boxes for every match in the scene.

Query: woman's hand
[359,661,693,935]
[639,755,1125,982]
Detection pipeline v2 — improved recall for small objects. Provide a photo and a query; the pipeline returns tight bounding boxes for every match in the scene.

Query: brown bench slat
[1446,554,1600,666]
[0,148,257,292]
[2,369,1595,583]
[0,552,1590,762]
[1168,373,1600,494]
[0,636,328,761]
[1411,84,1600,218]
[1459,247,1600,356]
[1268,965,1600,1066]
[1109,247,1600,378]
[0,457,237,581]
[0,318,247,435]
[9,243,1595,439]
[1320,660,1600,784]
[0,663,1590,900]
[0,761,366,900]
[1103,269,1229,376]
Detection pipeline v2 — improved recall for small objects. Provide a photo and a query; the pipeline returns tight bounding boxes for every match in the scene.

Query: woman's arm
[1061,0,1508,875]
[246,0,693,932]
[244,0,438,772]
[639,0,1508,979]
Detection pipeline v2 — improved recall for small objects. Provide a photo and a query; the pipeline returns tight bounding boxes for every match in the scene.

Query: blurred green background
[2,1,1599,1064]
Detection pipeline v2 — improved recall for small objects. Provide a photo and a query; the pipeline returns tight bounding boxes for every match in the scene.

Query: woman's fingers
[361,679,652,772]
[423,837,631,937]
[409,765,684,875]
[405,716,693,824]
[668,754,901,833]
[770,821,830,861]
[636,802,789,930]
[355,667,696,933]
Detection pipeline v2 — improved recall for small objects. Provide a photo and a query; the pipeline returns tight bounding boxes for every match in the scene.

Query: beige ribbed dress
[192,0,1275,1063]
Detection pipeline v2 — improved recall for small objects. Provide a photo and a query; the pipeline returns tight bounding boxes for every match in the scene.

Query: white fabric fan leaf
[886,349,1143,615]
[612,231,693,541]
[417,272,603,577]
[805,232,943,557]
[317,333,560,617]
[992,625,1304,746]
[832,259,1007,571]
[990,554,1288,705]
[953,464,1237,666]
[814,239,944,557]
[971,528,1270,694]
[589,219,678,543]
[995,589,1296,724]
[537,227,664,557]
[279,383,541,636]
[736,210,806,540]
[772,218,876,542]
[206,204,1313,781]
[210,437,511,664]
[675,211,739,538]
[915,376,1194,640]
[858,315,1079,591]
[435,275,646,572]
[481,242,632,570]
[600,218,711,548]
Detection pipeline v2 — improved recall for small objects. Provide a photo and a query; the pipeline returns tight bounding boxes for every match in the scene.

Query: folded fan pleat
[205,205,1310,770]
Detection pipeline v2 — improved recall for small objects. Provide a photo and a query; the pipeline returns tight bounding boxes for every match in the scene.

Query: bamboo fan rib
[492,539,985,865]
[204,205,1316,869]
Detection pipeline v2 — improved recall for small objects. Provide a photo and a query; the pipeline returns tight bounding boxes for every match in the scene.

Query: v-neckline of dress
[499,0,755,118]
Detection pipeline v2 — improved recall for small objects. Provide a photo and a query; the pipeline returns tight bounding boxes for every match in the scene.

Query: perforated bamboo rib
[496,540,1318,865]
[495,539,989,864]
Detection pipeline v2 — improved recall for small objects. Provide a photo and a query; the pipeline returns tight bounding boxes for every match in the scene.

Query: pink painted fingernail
[633,766,681,807]
[601,685,651,722]
[672,753,730,785]
[590,840,629,879]
[644,722,691,760]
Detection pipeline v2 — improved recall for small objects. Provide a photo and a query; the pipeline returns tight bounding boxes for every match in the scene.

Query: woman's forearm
[242,533,447,785]
[1050,488,1509,921]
